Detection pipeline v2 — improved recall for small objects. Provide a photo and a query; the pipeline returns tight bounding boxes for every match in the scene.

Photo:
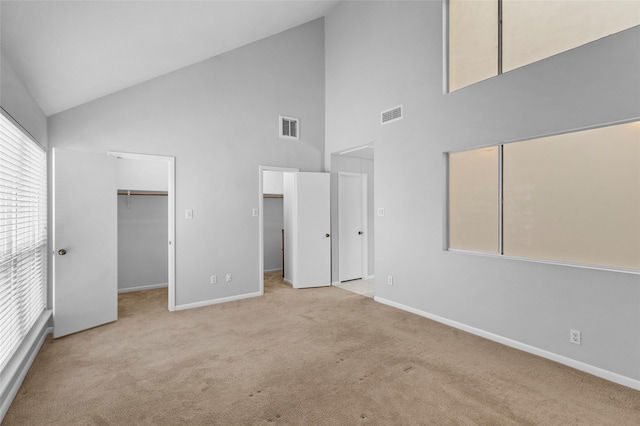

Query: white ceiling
[1,0,340,116]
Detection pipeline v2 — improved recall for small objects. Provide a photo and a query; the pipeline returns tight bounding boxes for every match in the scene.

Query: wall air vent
[279,115,299,140]
[381,105,403,125]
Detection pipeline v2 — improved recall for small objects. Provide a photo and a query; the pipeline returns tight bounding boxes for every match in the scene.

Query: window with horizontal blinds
[0,113,47,373]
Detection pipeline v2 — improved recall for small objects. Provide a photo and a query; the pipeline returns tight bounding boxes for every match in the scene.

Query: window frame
[444,0,640,93]
[444,118,640,275]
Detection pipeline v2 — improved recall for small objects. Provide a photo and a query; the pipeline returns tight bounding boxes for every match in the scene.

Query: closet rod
[117,192,168,197]
[264,195,284,199]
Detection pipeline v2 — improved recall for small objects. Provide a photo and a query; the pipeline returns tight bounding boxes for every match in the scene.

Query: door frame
[338,172,368,282]
[109,151,176,311]
[258,165,298,294]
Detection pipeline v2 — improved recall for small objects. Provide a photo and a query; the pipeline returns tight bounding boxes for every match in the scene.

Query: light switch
[185,209,193,219]
[252,208,259,217]
[377,208,385,217]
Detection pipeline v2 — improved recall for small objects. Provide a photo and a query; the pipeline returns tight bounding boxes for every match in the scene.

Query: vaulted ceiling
[1,0,340,116]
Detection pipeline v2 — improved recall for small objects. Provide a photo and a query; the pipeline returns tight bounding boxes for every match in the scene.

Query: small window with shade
[279,115,299,140]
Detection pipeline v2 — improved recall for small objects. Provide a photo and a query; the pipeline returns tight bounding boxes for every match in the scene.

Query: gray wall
[325,1,640,383]
[118,194,168,291]
[263,197,284,272]
[48,19,325,306]
[330,154,375,282]
[1,52,47,146]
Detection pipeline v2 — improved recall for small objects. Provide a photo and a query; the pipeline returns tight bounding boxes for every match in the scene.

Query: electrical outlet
[570,329,581,345]
[387,275,393,286]
[226,273,232,282]
[210,275,217,284]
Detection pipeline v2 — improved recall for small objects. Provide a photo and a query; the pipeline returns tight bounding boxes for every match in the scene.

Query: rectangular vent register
[381,105,403,124]
[279,115,299,140]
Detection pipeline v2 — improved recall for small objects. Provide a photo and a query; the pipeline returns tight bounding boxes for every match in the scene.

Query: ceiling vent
[381,105,403,125]
[279,115,299,140]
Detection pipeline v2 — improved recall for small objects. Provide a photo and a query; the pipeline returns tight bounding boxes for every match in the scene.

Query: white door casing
[53,148,117,338]
[293,172,331,289]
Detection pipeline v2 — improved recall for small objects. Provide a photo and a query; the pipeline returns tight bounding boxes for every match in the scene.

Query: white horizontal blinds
[502,0,640,73]
[503,121,640,270]
[448,146,500,253]
[448,0,499,91]
[0,114,47,372]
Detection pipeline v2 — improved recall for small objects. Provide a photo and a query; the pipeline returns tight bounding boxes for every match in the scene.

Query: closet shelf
[117,190,168,196]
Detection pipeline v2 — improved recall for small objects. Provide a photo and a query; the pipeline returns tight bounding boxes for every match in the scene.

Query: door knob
[325,233,330,238]
[358,231,363,235]
[58,249,67,256]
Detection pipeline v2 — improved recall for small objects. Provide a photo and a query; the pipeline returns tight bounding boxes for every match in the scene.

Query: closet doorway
[259,166,298,294]
[110,151,176,310]
[258,166,332,292]
[117,190,168,291]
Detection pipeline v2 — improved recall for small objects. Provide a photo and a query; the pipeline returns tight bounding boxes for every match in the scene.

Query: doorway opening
[109,151,176,311]
[259,166,298,294]
[331,144,375,298]
[117,190,168,290]
[258,166,332,292]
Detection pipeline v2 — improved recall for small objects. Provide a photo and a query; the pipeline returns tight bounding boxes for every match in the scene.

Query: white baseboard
[118,283,168,294]
[264,268,283,273]
[374,296,640,391]
[174,291,262,311]
[1,311,52,423]
[283,278,293,285]
[365,275,375,280]
[331,281,340,286]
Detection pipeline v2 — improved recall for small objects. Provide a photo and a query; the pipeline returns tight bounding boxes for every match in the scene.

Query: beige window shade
[502,0,640,72]
[448,0,640,91]
[449,146,500,253]
[503,121,640,270]
[448,0,499,91]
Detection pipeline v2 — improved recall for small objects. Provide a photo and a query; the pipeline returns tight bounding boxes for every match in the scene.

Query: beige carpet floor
[3,272,640,425]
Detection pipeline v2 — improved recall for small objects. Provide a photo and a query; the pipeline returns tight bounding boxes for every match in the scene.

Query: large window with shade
[0,112,48,374]
[447,120,640,272]
[448,0,640,91]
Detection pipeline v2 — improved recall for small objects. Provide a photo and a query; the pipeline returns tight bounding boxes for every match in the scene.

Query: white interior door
[53,148,117,338]
[293,172,331,288]
[339,173,364,281]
